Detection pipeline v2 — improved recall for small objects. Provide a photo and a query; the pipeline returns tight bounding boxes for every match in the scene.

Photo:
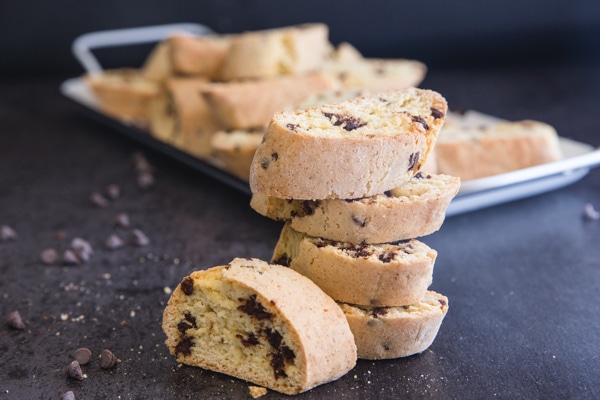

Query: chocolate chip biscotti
[272,223,437,307]
[251,172,460,244]
[249,88,448,200]
[162,258,357,395]
[340,290,449,359]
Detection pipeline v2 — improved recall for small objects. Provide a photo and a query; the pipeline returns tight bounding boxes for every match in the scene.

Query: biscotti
[149,77,224,159]
[210,129,265,180]
[163,258,356,395]
[271,222,437,307]
[251,172,460,243]
[169,34,231,79]
[436,112,563,180]
[220,23,330,81]
[85,68,161,124]
[249,88,448,200]
[140,40,173,82]
[339,290,448,359]
[201,72,339,130]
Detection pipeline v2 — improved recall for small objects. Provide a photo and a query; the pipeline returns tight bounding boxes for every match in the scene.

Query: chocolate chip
[264,328,283,349]
[237,332,260,347]
[271,153,278,161]
[131,229,150,246]
[270,352,287,379]
[370,307,388,318]
[6,311,25,330]
[105,234,125,250]
[431,107,444,119]
[378,252,396,263]
[74,348,92,365]
[90,192,110,208]
[281,345,295,361]
[175,337,194,356]
[438,298,447,307]
[105,184,121,200]
[114,212,130,228]
[60,391,76,400]
[180,277,194,295]
[238,295,272,320]
[260,158,270,170]
[132,151,154,174]
[1,225,17,241]
[71,238,93,262]
[323,112,366,131]
[408,152,420,171]
[65,360,84,380]
[272,254,291,267]
[62,249,81,266]
[351,215,367,227]
[137,172,155,190]
[414,171,431,179]
[99,349,118,369]
[383,190,392,197]
[412,115,429,131]
[286,123,299,132]
[40,248,59,265]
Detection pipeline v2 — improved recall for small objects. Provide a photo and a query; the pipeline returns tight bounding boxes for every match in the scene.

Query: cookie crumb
[248,385,268,398]
[583,203,600,221]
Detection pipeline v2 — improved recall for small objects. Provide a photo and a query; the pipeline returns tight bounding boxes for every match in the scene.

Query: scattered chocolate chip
[180,276,194,295]
[132,151,154,174]
[1,225,17,241]
[40,248,59,265]
[114,212,130,228]
[137,172,155,190]
[71,238,93,262]
[90,192,110,208]
[412,115,430,131]
[62,249,81,266]
[99,349,118,369]
[430,107,444,119]
[105,184,121,200]
[59,391,76,400]
[74,348,92,365]
[131,229,150,246]
[105,234,125,250]
[6,310,25,330]
[583,203,600,221]
[65,360,84,380]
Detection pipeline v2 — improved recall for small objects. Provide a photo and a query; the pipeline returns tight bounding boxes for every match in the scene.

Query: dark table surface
[1,62,599,400]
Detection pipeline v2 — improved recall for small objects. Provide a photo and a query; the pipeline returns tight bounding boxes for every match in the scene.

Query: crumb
[248,385,268,398]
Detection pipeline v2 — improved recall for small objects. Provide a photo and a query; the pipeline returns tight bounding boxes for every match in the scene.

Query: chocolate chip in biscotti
[175,337,194,356]
[430,107,445,119]
[180,276,194,295]
[272,254,291,267]
[323,112,366,131]
[408,152,420,171]
[370,307,389,318]
[378,251,396,263]
[237,332,260,347]
[351,215,367,227]
[286,123,299,132]
[6,310,25,330]
[412,115,429,131]
[238,295,272,320]
[177,312,197,335]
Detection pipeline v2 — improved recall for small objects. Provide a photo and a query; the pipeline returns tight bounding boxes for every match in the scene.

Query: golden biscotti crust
[251,172,460,243]
[340,290,448,359]
[162,258,357,395]
[271,223,437,307]
[249,88,448,200]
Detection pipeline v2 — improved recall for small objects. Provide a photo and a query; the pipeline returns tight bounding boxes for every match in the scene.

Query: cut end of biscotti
[162,258,357,395]
[249,87,448,199]
[340,290,449,360]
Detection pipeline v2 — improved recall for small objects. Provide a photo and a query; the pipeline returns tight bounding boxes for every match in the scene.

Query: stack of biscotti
[249,88,460,360]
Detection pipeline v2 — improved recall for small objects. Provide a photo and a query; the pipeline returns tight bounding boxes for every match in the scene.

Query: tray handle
[72,23,214,73]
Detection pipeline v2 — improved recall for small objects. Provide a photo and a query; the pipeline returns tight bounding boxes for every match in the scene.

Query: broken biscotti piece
[340,290,448,359]
[251,172,460,244]
[271,222,437,307]
[162,258,357,395]
[249,88,448,200]
[436,112,563,181]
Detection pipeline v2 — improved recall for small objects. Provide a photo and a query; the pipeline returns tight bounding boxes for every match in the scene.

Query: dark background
[1,0,600,78]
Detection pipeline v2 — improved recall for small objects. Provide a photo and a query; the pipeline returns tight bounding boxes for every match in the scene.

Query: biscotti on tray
[249,88,448,200]
[162,257,356,395]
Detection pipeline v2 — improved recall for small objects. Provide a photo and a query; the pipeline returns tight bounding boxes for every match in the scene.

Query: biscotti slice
[140,40,173,82]
[324,58,427,93]
[249,88,448,200]
[340,291,448,360]
[148,77,224,158]
[201,72,338,130]
[436,113,563,181]
[272,222,437,307]
[210,129,265,180]
[85,68,161,125]
[252,172,460,244]
[169,34,231,79]
[162,258,356,395]
[220,23,330,81]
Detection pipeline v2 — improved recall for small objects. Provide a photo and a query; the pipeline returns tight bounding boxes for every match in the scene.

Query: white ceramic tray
[61,24,600,217]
